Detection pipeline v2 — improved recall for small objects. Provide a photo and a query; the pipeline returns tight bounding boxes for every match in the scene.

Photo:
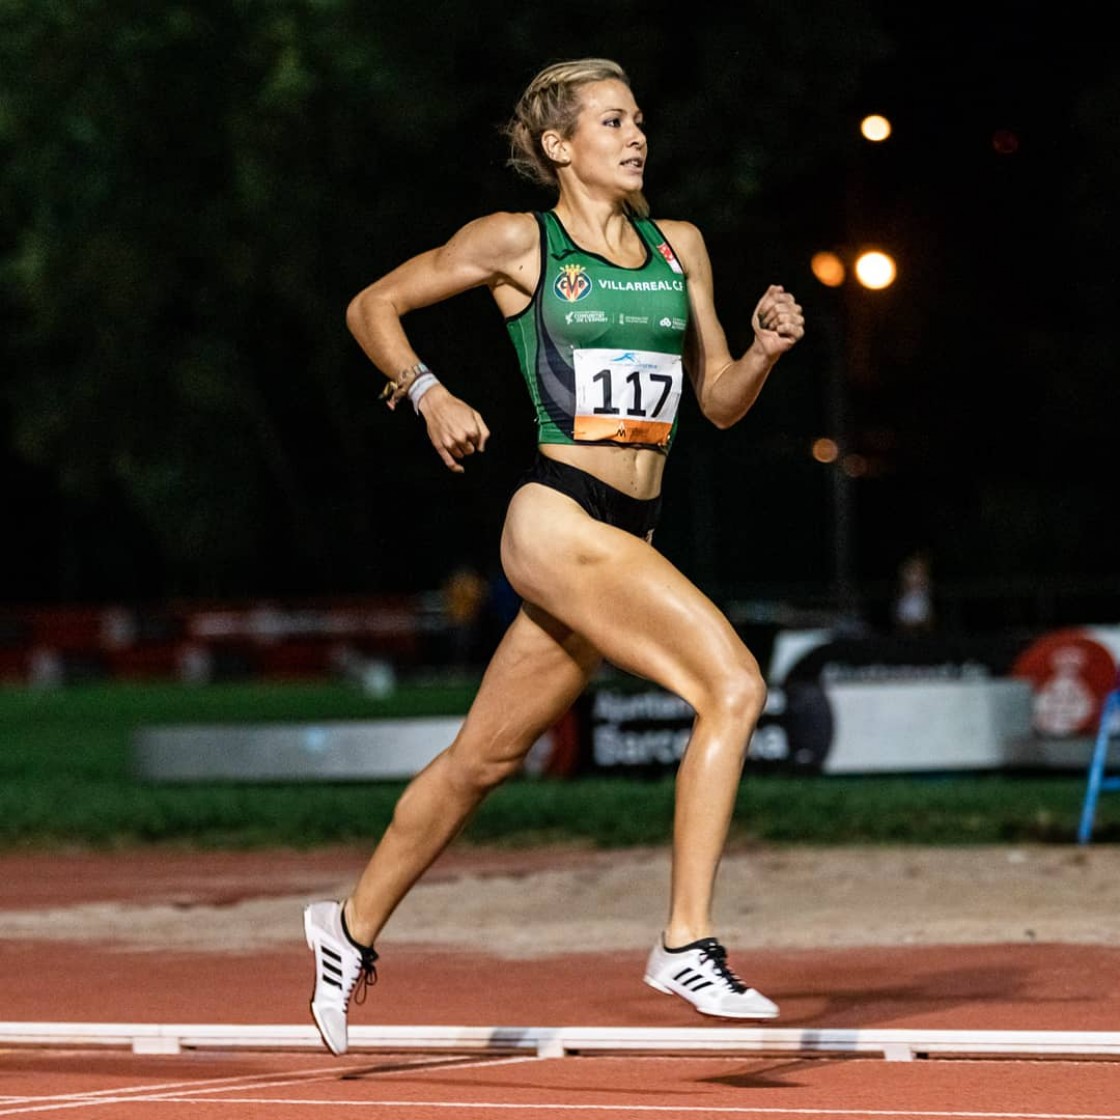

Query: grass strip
[0,680,1100,849]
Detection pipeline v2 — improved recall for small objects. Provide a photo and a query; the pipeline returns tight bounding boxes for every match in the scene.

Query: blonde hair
[503,58,649,218]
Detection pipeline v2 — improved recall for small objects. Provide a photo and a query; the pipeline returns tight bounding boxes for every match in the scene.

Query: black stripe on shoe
[672,968,714,991]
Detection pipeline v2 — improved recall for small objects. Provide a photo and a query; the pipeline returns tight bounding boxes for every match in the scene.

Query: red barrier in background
[0,596,424,685]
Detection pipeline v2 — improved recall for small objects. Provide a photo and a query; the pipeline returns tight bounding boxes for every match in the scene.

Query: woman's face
[559,79,646,196]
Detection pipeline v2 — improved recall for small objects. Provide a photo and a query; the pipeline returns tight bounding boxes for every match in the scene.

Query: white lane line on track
[367,1053,542,1075]
[0,1051,536,1114]
[18,1102,1118,1120]
[0,1061,357,1117]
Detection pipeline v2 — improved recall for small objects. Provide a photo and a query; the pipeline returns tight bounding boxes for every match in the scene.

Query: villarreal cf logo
[554,264,592,302]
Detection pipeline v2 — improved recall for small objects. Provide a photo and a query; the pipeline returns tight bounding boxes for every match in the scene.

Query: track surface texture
[1,843,1118,1118]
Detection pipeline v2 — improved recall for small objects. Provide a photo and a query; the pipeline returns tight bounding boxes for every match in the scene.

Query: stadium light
[812,249,898,293]
[860,114,892,142]
[854,250,897,290]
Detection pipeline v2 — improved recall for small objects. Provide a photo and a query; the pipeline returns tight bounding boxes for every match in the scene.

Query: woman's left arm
[664,219,805,429]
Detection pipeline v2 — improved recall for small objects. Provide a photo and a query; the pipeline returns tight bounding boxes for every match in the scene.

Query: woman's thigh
[450,599,602,768]
[500,484,760,712]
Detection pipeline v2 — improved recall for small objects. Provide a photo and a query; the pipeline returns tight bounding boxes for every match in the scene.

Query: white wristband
[407,372,440,414]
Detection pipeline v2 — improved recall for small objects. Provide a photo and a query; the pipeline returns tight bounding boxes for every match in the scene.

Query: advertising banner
[579,629,1046,776]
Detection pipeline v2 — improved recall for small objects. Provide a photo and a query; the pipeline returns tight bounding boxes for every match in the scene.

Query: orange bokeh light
[812,437,839,463]
[811,251,846,288]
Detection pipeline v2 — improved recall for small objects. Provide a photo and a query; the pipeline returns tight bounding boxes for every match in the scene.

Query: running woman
[304,57,805,1055]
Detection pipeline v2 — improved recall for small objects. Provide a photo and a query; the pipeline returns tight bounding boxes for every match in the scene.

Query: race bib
[571,348,683,446]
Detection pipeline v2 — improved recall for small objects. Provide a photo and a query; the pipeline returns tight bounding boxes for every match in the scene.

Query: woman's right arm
[346,210,538,473]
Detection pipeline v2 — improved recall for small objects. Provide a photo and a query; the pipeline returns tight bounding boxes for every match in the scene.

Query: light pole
[809,110,899,627]
[811,246,896,627]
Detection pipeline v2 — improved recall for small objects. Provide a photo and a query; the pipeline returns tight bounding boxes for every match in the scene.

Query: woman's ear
[541,129,570,167]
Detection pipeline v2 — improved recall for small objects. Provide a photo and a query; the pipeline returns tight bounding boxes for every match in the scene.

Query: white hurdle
[1,1022,1119,1062]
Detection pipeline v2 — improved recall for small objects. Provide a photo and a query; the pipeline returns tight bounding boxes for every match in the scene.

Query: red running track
[0,847,1118,1119]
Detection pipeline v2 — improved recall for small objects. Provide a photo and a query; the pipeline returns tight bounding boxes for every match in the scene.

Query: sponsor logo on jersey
[554,264,592,302]
[656,241,684,275]
[565,309,608,325]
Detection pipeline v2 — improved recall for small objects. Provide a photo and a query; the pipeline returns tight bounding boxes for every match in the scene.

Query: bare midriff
[539,443,665,501]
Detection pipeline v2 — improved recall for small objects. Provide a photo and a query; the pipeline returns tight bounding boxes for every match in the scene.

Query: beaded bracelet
[380,362,435,411]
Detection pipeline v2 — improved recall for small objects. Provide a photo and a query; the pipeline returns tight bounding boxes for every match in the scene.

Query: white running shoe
[644,936,779,1020]
[303,900,378,1055]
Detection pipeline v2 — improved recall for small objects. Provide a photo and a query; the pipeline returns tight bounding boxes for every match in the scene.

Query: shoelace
[350,947,379,1007]
[696,939,748,993]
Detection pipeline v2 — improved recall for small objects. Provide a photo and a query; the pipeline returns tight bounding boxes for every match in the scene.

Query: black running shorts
[516,453,661,542]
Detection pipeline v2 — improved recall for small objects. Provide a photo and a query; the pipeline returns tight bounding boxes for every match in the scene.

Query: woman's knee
[697,658,767,728]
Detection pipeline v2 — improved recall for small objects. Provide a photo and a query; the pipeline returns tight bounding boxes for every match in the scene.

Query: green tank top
[505,210,691,451]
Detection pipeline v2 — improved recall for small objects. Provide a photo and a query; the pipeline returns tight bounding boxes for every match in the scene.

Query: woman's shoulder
[441,211,540,273]
[459,210,540,250]
[650,216,704,244]
[445,208,546,291]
